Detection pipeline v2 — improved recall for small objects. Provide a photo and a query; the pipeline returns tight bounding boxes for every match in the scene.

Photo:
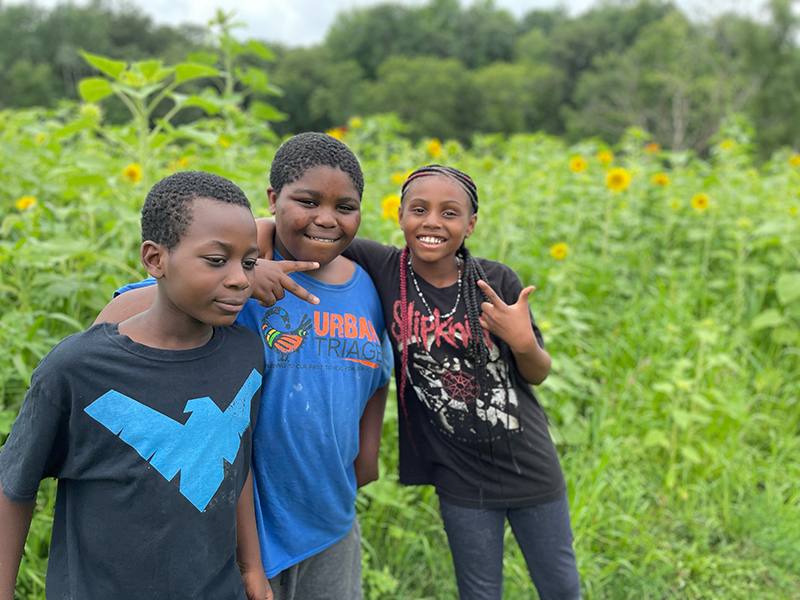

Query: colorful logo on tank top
[84,369,261,512]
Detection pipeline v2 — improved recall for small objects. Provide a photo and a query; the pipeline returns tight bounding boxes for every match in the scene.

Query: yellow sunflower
[606,168,631,192]
[569,156,587,172]
[15,195,37,210]
[720,139,735,150]
[427,139,443,158]
[597,150,613,164]
[382,195,401,222]
[645,142,661,153]
[218,136,231,148]
[348,116,363,129]
[652,173,670,186]
[550,243,568,260]
[790,155,800,167]
[123,163,142,183]
[391,172,405,185]
[691,193,709,211]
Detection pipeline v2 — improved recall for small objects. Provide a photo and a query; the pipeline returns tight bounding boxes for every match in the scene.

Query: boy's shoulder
[34,322,114,373]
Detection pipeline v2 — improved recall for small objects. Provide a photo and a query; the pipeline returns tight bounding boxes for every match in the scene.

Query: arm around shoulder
[0,482,35,600]
[94,285,157,324]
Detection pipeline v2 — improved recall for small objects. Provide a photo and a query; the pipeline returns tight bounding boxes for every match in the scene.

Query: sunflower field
[1,53,799,600]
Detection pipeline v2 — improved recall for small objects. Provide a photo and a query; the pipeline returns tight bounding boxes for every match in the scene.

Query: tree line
[2,0,799,155]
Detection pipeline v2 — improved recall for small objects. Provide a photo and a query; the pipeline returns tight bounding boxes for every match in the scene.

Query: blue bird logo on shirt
[84,369,261,512]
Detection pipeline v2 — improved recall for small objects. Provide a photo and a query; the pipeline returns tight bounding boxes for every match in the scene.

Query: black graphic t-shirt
[344,239,565,508]
[0,322,264,600]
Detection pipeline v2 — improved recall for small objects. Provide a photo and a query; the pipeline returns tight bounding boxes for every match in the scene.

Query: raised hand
[253,259,320,307]
[477,280,550,384]
[477,280,537,352]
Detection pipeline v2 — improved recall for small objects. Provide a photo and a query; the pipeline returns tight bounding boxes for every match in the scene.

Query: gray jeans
[269,519,362,600]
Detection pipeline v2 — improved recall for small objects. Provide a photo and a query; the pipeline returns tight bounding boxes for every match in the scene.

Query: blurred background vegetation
[3,0,800,156]
[2,0,800,598]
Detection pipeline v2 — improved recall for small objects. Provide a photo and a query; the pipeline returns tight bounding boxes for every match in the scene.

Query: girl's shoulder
[473,256,523,286]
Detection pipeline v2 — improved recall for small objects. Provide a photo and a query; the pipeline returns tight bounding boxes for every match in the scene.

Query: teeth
[308,236,337,243]
[419,236,444,244]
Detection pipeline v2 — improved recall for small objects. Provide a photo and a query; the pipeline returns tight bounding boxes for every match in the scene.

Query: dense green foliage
[2,94,800,597]
[3,0,800,155]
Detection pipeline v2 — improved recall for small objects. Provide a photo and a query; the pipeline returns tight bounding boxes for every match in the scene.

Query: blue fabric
[114,259,393,578]
[236,253,391,577]
[114,277,157,297]
[438,494,582,600]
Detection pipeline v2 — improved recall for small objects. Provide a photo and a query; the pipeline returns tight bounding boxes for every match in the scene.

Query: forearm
[236,469,263,573]
[508,337,551,385]
[94,285,157,324]
[354,384,389,488]
[0,484,35,600]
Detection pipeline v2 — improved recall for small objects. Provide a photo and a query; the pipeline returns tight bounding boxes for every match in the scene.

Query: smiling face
[399,174,477,269]
[151,197,259,327]
[268,165,361,267]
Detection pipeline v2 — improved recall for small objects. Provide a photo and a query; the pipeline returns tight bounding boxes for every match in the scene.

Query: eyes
[294,197,359,213]
[204,256,258,269]
[408,205,462,218]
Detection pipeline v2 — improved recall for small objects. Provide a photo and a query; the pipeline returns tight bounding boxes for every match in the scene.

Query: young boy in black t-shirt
[0,172,269,600]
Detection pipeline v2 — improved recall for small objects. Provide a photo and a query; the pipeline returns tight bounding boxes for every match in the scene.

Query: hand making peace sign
[477,279,537,352]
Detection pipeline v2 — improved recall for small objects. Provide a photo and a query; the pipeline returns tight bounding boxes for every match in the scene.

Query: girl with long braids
[342,165,581,600]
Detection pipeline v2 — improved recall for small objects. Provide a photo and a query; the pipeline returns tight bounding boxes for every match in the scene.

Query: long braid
[398,245,416,450]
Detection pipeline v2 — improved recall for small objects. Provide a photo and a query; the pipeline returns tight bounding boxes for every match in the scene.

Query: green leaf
[776,272,800,305]
[172,125,220,146]
[78,78,114,103]
[642,429,670,449]
[246,40,275,60]
[174,62,220,84]
[680,446,702,464]
[750,309,786,331]
[186,51,219,66]
[54,117,94,139]
[66,174,107,186]
[237,67,269,93]
[136,59,167,81]
[80,51,126,80]
[172,93,223,115]
[250,101,287,122]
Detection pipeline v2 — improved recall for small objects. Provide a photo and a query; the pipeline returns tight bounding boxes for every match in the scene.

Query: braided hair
[397,165,511,428]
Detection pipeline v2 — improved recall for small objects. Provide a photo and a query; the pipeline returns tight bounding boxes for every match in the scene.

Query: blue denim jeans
[438,494,581,600]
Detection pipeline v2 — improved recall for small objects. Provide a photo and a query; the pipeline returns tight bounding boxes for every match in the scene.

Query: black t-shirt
[0,322,264,600]
[344,238,565,509]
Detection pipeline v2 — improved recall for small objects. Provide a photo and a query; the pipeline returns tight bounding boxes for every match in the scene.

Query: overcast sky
[10,0,770,46]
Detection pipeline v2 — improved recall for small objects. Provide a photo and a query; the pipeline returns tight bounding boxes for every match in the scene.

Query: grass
[1,107,799,599]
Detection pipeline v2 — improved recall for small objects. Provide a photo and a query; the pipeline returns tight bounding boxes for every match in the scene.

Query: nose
[313,206,337,228]
[224,262,251,290]
[422,211,441,229]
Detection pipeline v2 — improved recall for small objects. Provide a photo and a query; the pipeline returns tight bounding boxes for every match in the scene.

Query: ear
[267,186,278,215]
[465,213,478,239]
[141,241,168,279]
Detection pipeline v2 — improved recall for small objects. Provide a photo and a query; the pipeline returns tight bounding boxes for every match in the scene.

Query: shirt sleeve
[0,356,70,503]
[378,331,394,388]
[342,238,399,282]
[114,276,157,298]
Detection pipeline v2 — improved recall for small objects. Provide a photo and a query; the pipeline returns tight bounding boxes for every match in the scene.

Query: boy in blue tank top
[96,134,392,600]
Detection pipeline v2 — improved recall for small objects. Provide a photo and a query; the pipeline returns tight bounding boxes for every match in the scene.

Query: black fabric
[344,238,565,509]
[0,322,264,600]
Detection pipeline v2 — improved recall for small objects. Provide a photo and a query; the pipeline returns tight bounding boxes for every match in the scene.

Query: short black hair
[141,171,251,250]
[269,132,364,198]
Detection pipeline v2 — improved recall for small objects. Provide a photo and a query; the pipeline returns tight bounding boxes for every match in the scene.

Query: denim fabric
[439,494,581,600]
